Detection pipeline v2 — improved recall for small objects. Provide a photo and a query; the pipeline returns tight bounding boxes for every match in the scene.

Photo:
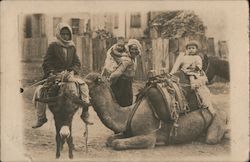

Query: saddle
[125,74,190,136]
[153,75,189,121]
[40,72,80,103]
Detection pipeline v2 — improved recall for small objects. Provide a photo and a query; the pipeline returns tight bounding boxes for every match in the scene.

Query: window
[130,13,141,28]
[25,15,32,38]
[33,14,45,37]
[114,14,119,29]
[53,17,62,36]
[71,18,80,34]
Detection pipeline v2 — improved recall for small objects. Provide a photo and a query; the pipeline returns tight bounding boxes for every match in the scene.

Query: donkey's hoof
[56,154,60,159]
[69,154,73,159]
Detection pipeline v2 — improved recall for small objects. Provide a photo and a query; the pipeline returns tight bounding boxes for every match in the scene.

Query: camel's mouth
[85,73,109,89]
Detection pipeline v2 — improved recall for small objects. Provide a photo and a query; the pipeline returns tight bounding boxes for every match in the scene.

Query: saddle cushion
[147,86,172,122]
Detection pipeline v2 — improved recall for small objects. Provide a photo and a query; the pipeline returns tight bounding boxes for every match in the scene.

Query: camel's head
[85,73,107,90]
[85,73,111,101]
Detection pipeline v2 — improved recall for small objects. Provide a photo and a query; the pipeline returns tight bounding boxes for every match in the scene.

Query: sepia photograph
[1,1,249,162]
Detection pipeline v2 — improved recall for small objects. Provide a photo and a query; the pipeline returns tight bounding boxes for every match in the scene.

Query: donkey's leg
[60,138,65,151]
[66,124,74,159]
[111,132,157,150]
[55,122,62,159]
[106,133,128,147]
[55,133,61,159]
[66,136,74,159]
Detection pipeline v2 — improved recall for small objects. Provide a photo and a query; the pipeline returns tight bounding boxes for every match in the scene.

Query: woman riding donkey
[170,40,216,116]
[32,23,92,128]
[102,38,142,107]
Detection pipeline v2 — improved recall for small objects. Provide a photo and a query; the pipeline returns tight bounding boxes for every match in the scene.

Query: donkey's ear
[95,76,103,85]
[84,79,92,85]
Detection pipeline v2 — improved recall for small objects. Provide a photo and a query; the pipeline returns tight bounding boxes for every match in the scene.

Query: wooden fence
[22,37,47,61]
[22,37,47,84]
[22,35,226,83]
[133,35,217,80]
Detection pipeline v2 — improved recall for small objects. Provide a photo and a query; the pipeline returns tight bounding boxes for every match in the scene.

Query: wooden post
[163,39,170,72]
[75,36,83,65]
[82,36,93,74]
[218,41,229,59]
[207,37,216,56]
[92,38,107,73]
[169,38,179,71]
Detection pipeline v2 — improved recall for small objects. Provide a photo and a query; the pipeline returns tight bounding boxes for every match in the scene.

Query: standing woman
[109,39,142,107]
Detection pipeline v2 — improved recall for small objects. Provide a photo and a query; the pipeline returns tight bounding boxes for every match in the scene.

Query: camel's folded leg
[106,133,128,147]
[111,132,157,150]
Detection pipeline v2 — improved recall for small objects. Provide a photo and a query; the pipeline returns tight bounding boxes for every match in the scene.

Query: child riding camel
[32,23,92,128]
[170,40,216,115]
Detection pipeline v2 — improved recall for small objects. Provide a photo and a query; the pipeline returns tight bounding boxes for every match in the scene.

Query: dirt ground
[22,81,230,161]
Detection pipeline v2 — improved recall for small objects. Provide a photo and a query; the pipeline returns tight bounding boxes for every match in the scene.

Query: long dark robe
[110,75,133,107]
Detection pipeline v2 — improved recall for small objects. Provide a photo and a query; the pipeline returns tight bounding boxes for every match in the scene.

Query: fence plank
[22,37,47,61]
[75,36,83,65]
[207,37,216,56]
[82,36,93,74]
[92,38,107,72]
[169,38,179,71]
[152,38,164,72]
[141,39,153,78]
[163,39,170,72]
[218,41,229,59]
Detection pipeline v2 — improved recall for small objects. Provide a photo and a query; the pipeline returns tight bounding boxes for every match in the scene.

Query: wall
[125,11,148,38]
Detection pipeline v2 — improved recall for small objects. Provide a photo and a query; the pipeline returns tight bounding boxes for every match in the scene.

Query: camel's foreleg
[111,132,157,150]
[106,133,128,147]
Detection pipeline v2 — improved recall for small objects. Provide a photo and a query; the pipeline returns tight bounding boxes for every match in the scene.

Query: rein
[124,84,156,136]
[204,59,210,74]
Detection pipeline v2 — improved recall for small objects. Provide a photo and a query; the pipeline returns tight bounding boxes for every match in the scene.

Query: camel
[85,72,228,150]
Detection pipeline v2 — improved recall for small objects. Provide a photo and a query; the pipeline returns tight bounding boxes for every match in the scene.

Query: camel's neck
[90,85,132,133]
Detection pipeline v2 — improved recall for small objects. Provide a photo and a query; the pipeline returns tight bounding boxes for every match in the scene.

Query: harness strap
[205,61,210,74]
[199,109,207,131]
[124,84,157,135]
[171,82,189,113]
[124,98,144,136]
[156,84,178,122]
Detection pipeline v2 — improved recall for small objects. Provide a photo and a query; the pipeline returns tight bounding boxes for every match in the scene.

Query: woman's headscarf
[125,39,142,56]
[124,39,142,70]
[55,23,75,47]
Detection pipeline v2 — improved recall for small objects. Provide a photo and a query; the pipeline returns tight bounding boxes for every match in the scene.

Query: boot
[32,117,48,129]
[81,110,93,125]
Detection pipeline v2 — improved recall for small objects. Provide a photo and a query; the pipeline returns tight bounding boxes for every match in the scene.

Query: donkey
[202,55,230,83]
[36,81,90,159]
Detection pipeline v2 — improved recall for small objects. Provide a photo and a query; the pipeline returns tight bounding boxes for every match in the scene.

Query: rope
[199,109,207,131]
[124,96,144,136]
[205,60,210,74]
[84,123,88,153]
